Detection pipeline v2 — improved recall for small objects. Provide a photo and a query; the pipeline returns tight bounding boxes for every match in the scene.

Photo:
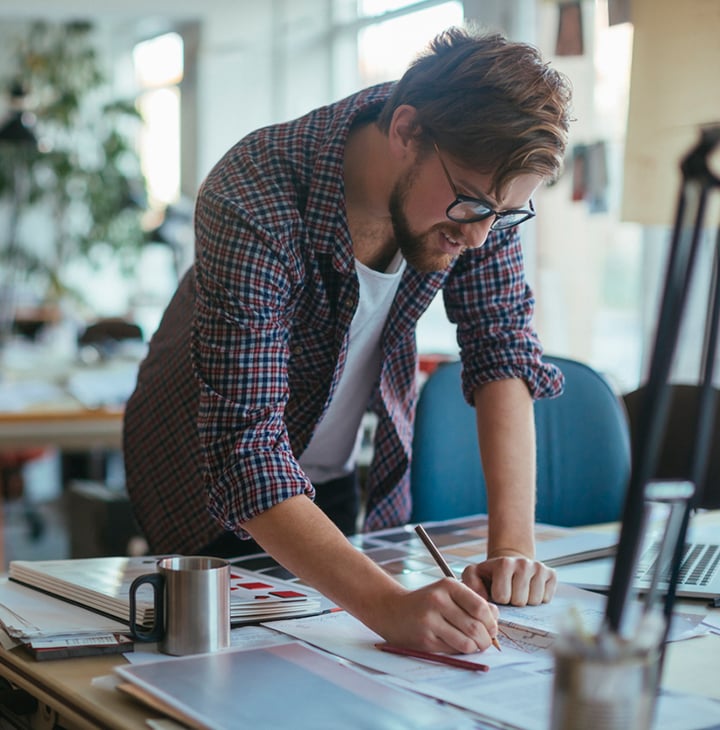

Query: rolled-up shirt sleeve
[192,187,314,535]
[443,226,564,405]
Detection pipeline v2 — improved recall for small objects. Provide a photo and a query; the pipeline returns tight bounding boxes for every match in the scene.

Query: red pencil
[375,643,490,672]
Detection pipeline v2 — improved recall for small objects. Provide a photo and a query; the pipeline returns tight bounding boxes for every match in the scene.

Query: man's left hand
[461,552,557,606]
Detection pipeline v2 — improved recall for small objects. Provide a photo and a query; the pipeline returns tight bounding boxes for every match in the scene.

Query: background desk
[0,353,135,566]
[0,338,137,452]
[0,406,123,451]
[0,403,126,568]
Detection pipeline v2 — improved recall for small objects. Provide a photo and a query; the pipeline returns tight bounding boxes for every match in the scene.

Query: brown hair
[376,26,573,197]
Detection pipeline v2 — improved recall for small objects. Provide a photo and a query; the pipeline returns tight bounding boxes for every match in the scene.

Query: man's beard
[388,167,463,274]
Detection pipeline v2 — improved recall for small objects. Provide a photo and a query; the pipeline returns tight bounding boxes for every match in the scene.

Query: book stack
[9,556,324,627]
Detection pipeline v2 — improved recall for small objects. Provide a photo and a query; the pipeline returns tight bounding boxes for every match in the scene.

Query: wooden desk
[0,609,717,730]
[0,400,124,573]
[0,407,123,451]
[0,514,718,729]
[0,346,135,451]
[0,647,151,729]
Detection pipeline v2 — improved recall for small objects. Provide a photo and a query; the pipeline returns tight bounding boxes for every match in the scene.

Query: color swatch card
[227,566,324,622]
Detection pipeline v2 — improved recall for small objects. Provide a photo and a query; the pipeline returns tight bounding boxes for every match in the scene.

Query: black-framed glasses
[434,144,536,230]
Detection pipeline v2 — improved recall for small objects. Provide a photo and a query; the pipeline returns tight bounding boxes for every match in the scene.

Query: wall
[3,1,711,392]
[195,0,352,186]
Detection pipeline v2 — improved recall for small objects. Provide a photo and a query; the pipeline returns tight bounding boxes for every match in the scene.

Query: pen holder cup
[128,555,231,656]
[550,640,660,730]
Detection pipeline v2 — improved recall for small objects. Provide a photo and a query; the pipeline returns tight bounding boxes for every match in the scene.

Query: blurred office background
[0,0,717,561]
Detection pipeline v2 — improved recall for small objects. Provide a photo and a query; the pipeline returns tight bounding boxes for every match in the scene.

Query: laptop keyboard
[636,542,720,586]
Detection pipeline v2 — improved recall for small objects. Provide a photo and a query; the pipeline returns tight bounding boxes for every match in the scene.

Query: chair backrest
[623,383,720,509]
[410,356,632,526]
[79,318,143,346]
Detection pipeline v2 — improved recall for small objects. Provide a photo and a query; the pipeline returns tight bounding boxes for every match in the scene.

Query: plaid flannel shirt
[123,82,563,554]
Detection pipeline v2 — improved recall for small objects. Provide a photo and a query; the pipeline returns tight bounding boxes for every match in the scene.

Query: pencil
[414,524,502,652]
[376,643,490,672]
[415,524,455,577]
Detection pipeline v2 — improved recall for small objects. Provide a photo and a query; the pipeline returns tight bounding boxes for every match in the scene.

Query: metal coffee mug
[128,555,231,656]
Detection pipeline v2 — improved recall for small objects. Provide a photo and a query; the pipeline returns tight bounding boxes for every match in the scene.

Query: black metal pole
[604,125,720,634]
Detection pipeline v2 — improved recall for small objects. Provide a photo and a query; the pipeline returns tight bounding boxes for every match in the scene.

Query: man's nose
[462,217,494,249]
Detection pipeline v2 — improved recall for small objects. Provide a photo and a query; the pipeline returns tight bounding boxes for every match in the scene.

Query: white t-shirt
[299,252,406,483]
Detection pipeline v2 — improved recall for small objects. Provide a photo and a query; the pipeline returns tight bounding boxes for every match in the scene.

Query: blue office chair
[410,356,631,526]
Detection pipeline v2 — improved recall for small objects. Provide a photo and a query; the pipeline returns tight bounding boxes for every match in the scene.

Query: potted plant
[0,20,148,319]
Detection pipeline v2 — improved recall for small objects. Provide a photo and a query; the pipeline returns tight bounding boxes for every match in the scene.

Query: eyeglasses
[434,144,536,230]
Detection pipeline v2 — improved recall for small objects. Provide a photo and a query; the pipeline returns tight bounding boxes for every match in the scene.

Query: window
[356,0,463,356]
[357,1,463,86]
[130,32,185,338]
[133,32,183,209]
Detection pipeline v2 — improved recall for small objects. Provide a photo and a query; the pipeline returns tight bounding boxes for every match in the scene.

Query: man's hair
[376,26,573,197]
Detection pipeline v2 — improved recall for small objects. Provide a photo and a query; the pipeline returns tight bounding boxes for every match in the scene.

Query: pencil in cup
[414,524,502,652]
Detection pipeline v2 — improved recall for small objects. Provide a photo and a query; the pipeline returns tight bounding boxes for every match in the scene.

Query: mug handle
[128,573,165,642]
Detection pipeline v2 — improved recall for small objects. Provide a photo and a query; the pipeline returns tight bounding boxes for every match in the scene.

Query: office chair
[623,384,720,509]
[78,318,144,361]
[409,355,632,527]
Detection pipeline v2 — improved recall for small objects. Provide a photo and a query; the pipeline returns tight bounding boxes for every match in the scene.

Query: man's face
[389,149,542,273]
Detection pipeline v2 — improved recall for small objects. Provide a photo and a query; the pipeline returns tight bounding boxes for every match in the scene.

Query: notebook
[556,527,720,600]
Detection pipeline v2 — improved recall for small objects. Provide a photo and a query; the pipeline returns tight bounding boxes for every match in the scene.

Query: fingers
[397,579,500,655]
[462,558,557,607]
[444,579,499,652]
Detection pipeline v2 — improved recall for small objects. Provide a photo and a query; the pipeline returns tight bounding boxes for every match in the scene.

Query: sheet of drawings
[240,515,715,730]
[266,607,719,730]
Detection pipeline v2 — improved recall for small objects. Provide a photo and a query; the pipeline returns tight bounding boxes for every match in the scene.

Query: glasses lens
[491,210,534,230]
[447,198,494,223]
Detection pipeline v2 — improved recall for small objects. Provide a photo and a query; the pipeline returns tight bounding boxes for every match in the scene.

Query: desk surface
[0,406,123,451]
[0,604,717,730]
[1,514,719,729]
[0,648,149,730]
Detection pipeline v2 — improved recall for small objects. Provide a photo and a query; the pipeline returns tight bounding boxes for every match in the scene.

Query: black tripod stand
[605,124,720,637]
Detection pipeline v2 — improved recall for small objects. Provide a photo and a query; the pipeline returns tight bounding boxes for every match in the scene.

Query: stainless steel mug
[129,555,231,656]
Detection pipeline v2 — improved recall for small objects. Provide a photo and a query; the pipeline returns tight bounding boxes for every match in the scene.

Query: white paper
[0,578,127,640]
[264,590,720,730]
[124,625,294,665]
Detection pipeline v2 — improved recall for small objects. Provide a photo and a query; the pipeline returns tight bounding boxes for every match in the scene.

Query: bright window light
[137,87,181,207]
[133,32,184,207]
[133,32,184,88]
[358,1,463,85]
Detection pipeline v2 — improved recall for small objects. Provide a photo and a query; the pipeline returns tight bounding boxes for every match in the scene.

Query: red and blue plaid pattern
[123,83,562,554]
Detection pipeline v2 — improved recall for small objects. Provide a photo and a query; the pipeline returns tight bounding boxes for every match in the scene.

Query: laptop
[556,526,720,600]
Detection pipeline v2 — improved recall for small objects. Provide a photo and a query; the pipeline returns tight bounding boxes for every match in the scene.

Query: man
[124,26,572,654]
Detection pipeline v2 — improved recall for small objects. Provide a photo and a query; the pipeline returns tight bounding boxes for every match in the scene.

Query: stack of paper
[0,578,132,660]
[9,556,324,626]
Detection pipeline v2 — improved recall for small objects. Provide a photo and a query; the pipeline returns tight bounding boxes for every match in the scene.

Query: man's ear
[388,104,420,159]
